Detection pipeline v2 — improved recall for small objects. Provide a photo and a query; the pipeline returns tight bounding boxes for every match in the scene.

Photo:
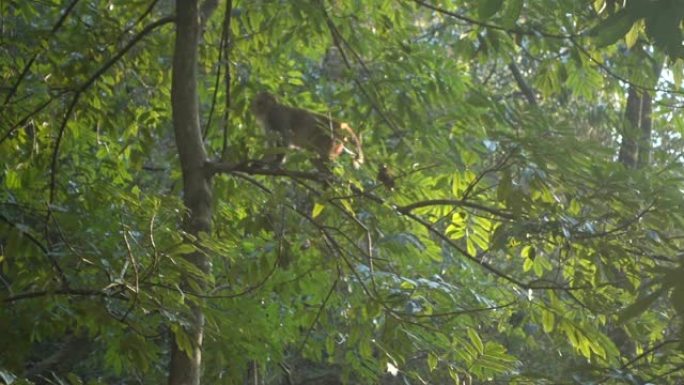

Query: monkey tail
[342,123,364,169]
[353,141,364,169]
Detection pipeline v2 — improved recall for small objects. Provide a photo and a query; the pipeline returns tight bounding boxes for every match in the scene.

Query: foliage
[1,0,684,384]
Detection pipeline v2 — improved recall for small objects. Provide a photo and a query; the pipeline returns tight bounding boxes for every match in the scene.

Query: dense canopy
[2,1,684,384]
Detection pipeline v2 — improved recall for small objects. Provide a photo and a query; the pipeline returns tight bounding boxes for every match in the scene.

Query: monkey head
[251,91,277,116]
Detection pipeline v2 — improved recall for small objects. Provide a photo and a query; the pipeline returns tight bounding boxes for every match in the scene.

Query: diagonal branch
[3,0,81,106]
[320,5,403,135]
[508,61,538,106]
[47,15,175,218]
[0,212,69,289]
[410,0,573,39]
[399,199,515,220]
[4,288,125,303]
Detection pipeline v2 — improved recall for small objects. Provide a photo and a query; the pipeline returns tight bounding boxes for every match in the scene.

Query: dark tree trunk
[636,91,652,168]
[618,87,642,169]
[619,56,660,169]
[168,1,213,384]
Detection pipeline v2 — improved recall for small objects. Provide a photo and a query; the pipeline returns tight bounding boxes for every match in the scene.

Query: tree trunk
[636,91,652,168]
[168,1,213,384]
[618,86,641,169]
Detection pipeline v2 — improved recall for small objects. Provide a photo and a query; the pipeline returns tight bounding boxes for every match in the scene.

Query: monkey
[250,91,364,172]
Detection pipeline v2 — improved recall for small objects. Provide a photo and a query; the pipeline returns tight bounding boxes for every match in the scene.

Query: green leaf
[67,372,83,385]
[171,324,194,358]
[522,245,535,260]
[466,237,477,256]
[469,230,489,250]
[541,309,555,333]
[500,0,523,28]
[523,257,533,272]
[578,338,591,358]
[4,169,20,188]
[532,257,544,277]
[340,198,354,214]
[169,243,197,256]
[589,338,607,359]
[618,287,665,324]
[673,59,683,89]
[312,202,325,218]
[451,172,461,196]
[427,352,438,371]
[478,0,504,20]
[490,225,507,250]
[592,0,605,13]
[645,9,684,58]
[467,328,484,354]
[624,19,640,48]
[590,9,639,47]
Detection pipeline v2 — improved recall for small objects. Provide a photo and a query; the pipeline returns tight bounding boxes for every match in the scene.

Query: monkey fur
[251,91,364,171]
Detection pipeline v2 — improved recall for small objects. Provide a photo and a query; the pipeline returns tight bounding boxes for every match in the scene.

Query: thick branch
[398,198,516,219]
[207,160,324,182]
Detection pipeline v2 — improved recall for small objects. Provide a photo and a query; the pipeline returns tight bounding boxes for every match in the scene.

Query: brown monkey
[251,91,363,170]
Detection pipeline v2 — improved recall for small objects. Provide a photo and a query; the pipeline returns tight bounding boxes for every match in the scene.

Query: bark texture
[618,86,652,169]
[168,1,213,384]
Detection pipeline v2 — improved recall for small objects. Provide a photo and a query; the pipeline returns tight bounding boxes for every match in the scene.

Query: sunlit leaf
[312,202,325,218]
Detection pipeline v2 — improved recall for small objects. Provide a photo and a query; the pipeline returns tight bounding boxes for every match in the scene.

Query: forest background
[2,1,684,384]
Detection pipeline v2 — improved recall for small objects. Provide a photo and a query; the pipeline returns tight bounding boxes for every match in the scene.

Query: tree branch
[4,288,124,303]
[3,0,81,106]
[207,160,326,182]
[508,61,537,106]
[398,198,515,219]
